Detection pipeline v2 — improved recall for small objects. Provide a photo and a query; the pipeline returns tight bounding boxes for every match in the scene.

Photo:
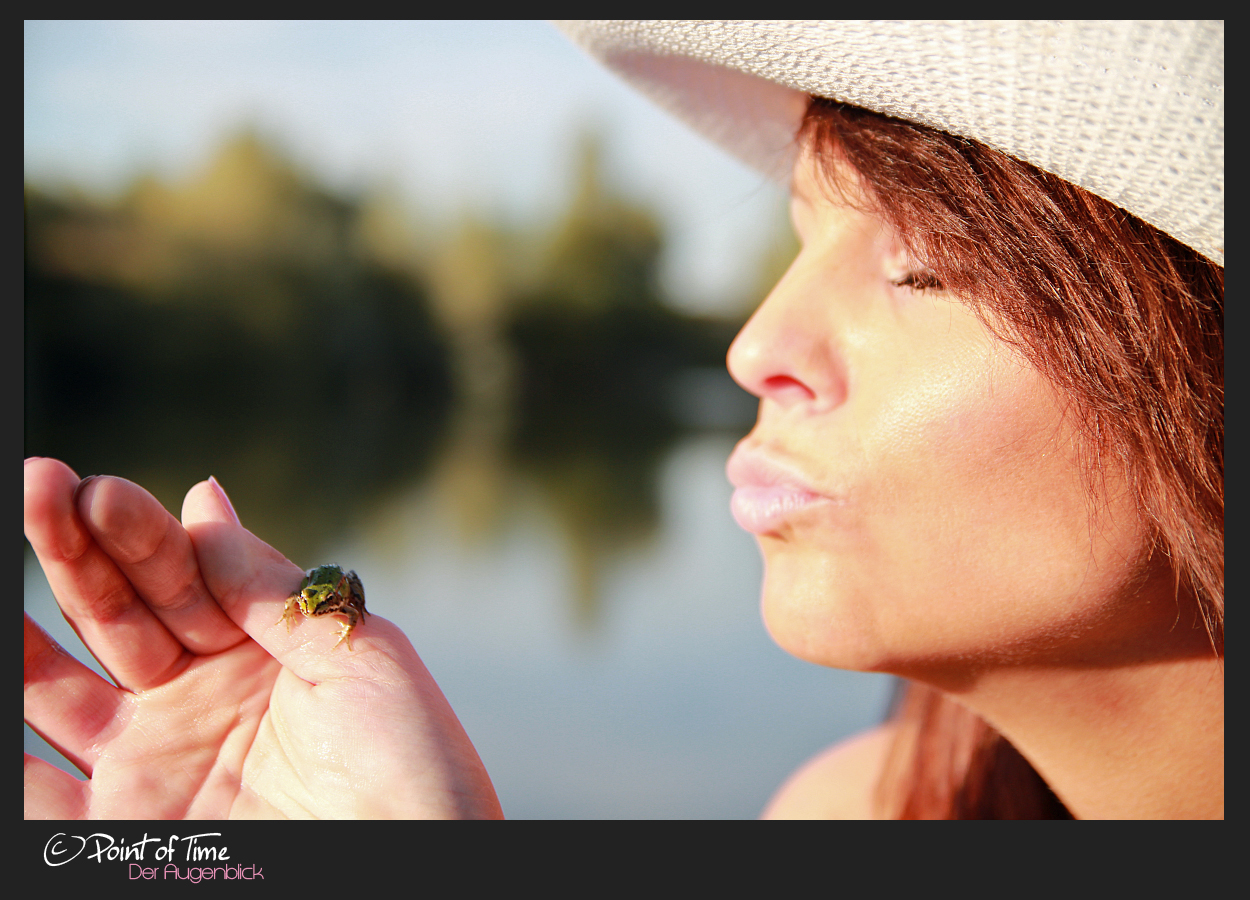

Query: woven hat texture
[557,20,1224,265]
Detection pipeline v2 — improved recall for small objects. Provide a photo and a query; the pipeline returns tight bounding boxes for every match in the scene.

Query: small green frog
[279,565,368,650]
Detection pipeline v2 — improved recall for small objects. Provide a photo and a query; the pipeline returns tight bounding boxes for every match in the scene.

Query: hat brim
[557,20,1223,265]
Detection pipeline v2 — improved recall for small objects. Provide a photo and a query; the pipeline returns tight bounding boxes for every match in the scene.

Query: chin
[756,547,895,673]
[755,541,990,677]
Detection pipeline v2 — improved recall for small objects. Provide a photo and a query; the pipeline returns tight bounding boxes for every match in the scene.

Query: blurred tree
[500,128,741,623]
[24,129,454,559]
[422,215,521,543]
[534,130,664,313]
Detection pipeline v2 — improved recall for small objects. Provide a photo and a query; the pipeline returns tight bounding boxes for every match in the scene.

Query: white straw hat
[556,20,1224,265]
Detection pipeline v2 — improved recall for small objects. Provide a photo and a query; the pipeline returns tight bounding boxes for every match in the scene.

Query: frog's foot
[331,610,360,650]
[277,596,299,631]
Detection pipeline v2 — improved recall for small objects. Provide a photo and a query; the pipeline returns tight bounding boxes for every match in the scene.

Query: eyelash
[891,270,944,292]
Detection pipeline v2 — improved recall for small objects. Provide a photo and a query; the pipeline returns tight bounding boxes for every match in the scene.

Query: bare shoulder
[760,722,898,819]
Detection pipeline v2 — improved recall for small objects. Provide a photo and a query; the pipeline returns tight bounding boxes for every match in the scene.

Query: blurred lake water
[24,433,894,819]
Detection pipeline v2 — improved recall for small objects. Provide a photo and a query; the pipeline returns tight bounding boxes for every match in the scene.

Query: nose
[726,258,848,412]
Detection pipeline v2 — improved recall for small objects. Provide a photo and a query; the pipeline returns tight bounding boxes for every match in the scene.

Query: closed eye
[891,270,944,292]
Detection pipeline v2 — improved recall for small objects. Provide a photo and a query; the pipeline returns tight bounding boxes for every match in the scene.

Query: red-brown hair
[799,97,1224,819]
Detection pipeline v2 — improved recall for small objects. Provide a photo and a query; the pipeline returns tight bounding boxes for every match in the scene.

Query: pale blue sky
[24,20,789,313]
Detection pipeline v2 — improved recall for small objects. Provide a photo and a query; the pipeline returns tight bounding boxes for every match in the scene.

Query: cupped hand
[23,458,502,819]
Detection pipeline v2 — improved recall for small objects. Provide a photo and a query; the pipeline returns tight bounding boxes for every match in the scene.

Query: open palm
[24,458,502,819]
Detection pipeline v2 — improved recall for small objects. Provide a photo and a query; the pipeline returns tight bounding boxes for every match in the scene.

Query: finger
[183,479,381,667]
[185,480,388,672]
[77,474,247,656]
[25,458,184,690]
[181,478,307,644]
[25,754,88,819]
[24,613,120,776]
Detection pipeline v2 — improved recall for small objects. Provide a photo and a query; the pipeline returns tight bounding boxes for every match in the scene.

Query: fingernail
[72,475,99,505]
[208,476,241,524]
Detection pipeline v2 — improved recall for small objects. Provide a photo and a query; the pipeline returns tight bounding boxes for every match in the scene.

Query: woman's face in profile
[726,145,1164,681]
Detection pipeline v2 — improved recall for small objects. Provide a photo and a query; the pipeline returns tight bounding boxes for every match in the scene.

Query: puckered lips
[726,442,840,535]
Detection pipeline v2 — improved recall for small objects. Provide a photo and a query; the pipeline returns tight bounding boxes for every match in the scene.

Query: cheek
[858,329,1066,520]
[868,364,1149,653]
[759,340,1151,671]
[888,364,1090,561]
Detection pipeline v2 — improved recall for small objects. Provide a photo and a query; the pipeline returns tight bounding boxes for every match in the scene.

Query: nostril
[761,374,817,402]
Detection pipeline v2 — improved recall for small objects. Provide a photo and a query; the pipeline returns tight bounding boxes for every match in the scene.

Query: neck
[944,651,1223,819]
